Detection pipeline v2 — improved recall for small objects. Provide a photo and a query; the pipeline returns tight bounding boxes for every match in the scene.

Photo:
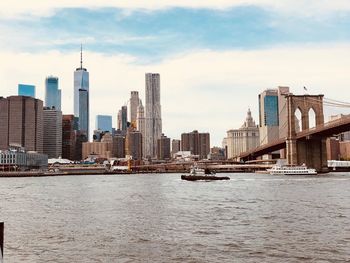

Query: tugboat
[181,165,230,181]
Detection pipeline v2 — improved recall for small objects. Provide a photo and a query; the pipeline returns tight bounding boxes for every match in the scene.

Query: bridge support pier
[286,139,298,165]
[287,137,328,172]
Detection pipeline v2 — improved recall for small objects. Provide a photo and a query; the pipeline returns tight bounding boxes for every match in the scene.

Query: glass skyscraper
[78,89,89,136]
[45,76,61,110]
[263,95,279,126]
[74,46,90,139]
[18,84,35,97]
[258,89,279,146]
[96,115,112,133]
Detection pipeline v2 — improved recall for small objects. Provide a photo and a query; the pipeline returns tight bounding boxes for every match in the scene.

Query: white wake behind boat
[267,164,317,175]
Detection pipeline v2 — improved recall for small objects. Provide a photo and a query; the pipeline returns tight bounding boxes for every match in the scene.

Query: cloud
[2,6,350,63]
[0,44,350,145]
[2,0,350,18]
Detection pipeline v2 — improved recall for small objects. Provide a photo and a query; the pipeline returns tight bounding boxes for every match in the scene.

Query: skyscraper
[181,130,210,160]
[78,89,89,136]
[171,139,181,156]
[129,91,140,126]
[136,101,146,157]
[96,115,112,133]
[117,106,128,135]
[74,45,89,139]
[62,115,76,160]
[18,84,35,98]
[258,89,279,146]
[0,96,43,153]
[157,134,171,160]
[45,76,61,111]
[113,135,125,158]
[121,106,128,131]
[145,73,162,158]
[125,130,143,160]
[43,107,62,158]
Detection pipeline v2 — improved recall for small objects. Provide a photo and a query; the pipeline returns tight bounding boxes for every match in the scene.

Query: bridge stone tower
[286,94,328,172]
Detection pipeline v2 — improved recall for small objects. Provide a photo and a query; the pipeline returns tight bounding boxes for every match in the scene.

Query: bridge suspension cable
[292,96,350,108]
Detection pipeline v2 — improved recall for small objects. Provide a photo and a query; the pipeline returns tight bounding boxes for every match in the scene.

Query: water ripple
[0,173,350,262]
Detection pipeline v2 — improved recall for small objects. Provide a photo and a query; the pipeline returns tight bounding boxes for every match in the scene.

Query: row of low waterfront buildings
[0,146,47,170]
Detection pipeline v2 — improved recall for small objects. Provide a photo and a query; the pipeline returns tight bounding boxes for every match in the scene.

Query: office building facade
[78,89,89,136]
[18,84,35,98]
[130,91,140,126]
[259,89,279,146]
[145,73,162,158]
[0,96,43,153]
[136,101,146,157]
[43,107,62,158]
[113,135,125,158]
[121,106,128,132]
[125,130,143,160]
[171,139,181,156]
[96,115,112,133]
[62,115,76,160]
[82,141,113,159]
[181,130,210,160]
[45,76,61,111]
[157,134,171,160]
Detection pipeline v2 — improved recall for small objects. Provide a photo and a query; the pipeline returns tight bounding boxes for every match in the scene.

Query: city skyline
[1,1,350,146]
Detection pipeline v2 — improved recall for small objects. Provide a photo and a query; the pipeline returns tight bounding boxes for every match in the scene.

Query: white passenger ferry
[267,164,317,175]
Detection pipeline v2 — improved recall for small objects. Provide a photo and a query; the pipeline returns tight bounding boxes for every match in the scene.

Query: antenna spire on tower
[80,44,83,69]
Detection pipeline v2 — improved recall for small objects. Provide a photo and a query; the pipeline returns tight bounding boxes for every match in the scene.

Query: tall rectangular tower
[74,46,90,139]
[258,89,279,146]
[121,106,128,132]
[145,73,162,158]
[157,134,171,160]
[125,130,143,160]
[62,114,76,160]
[78,89,89,136]
[43,107,62,158]
[129,91,140,126]
[45,76,61,111]
[0,96,43,153]
[136,101,146,157]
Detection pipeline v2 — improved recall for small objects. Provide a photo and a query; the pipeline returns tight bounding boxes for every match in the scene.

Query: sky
[1,1,350,146]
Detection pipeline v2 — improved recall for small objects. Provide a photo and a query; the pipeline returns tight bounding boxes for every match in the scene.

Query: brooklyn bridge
[239,94,350,172]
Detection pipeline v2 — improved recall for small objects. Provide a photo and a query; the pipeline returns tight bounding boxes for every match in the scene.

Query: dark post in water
[0,222,3,261]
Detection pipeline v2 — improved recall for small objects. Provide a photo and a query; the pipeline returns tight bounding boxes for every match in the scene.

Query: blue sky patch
[2,6,350,61]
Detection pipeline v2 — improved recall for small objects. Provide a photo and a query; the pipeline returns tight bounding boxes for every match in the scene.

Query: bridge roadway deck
[239,115,350,160]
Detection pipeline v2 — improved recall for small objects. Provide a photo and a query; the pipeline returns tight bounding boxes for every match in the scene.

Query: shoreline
[1,169,347,178]
[0,169,258,178]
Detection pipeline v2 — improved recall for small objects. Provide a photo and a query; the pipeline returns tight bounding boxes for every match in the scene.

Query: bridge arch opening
[308,107,316,129]
[294,108,302,132]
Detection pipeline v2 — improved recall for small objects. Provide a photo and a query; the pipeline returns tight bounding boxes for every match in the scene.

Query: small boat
[267,164,317,175]
[181,175,230,181]
[181,165,230,181]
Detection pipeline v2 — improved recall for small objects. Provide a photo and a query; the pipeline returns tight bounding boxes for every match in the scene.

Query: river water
[0,173,350,262]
